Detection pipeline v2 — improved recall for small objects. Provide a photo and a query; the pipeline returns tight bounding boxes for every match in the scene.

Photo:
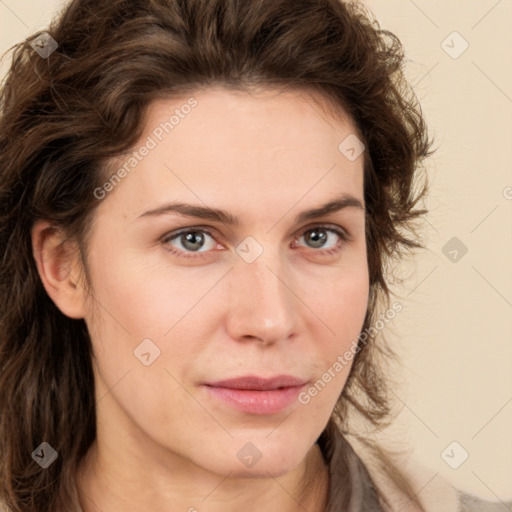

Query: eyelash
[161,224,352,260]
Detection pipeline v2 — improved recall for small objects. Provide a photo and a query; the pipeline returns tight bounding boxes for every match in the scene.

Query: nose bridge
[226,241,297,342]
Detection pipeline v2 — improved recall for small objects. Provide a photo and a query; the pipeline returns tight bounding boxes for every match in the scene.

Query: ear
[31,219,87,319]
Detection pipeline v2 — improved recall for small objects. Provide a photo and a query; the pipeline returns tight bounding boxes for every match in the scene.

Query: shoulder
[457,490,512,512]
[339,432,512,512]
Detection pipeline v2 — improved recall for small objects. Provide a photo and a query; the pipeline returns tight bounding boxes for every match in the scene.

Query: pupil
[183,232,204,251]
[307,229,327,248]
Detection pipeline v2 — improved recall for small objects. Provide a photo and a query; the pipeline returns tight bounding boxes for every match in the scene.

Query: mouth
[202,375,308,415]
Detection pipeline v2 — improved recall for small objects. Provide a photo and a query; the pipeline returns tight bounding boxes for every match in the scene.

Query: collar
[343,432,460,512]
[321,427,460,512]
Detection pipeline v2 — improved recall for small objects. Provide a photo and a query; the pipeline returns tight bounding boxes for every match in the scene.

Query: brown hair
[0,0,434,510]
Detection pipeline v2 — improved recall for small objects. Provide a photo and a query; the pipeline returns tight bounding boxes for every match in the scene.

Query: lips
[202,375,308,415]
[205,375,308,391]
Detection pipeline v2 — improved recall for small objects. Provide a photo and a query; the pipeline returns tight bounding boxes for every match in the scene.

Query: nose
[224,247,299,346]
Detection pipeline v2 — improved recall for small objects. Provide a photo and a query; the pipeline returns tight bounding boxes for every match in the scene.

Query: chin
[214,458,304,479]
[200,438,310,479]
[232,466,294,479]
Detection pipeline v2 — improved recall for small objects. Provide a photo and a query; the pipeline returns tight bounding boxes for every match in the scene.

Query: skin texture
[32,87,369,512]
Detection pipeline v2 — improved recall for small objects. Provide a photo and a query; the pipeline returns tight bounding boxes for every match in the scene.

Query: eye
[294,225,350,255]
[162,228,219,259]
[161,224,351,260]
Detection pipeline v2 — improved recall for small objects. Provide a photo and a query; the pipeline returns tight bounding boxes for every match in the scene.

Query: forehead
[144,86,358,151]
[99,87,365,221]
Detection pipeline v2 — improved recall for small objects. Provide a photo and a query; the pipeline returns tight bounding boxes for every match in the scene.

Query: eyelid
[160,222,352,259]
[161,222,352,242]
[161,225,221,242]
[298,222,353,241]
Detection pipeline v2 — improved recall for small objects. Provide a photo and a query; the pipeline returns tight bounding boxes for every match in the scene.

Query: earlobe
[31,219,87,319]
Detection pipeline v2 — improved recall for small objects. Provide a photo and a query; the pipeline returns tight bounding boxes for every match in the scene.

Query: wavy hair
[0,0,434,510]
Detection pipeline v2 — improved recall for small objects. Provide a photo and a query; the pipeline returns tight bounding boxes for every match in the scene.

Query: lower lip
[203,384,306,415]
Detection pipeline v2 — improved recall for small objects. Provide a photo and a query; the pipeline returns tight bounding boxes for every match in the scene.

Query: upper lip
[204,375,308,391]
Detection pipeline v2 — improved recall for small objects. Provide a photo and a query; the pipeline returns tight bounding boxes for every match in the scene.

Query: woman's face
[81,87,368,478]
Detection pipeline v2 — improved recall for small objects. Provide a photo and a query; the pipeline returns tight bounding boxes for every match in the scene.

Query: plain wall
[1,0,511,501]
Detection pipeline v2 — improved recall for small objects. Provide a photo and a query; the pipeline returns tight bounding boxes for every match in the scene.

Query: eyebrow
[137,193,364,224]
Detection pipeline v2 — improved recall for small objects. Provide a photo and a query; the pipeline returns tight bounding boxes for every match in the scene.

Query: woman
[0,0,509,511]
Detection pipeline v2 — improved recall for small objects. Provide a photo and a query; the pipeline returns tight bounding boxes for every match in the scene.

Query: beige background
[1,0,511,502]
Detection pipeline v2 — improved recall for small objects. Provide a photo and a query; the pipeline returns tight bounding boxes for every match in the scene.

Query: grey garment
[458,490,512,512]
[321,429,385,512]
[321,427,512,512]
[342,437,384,512]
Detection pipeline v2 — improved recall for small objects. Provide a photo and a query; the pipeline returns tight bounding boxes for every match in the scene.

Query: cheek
[309,262,369,338]
[85,242,211,338]
[83,248,228,397]
[305,261,369,384]
[297,276,367,415]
